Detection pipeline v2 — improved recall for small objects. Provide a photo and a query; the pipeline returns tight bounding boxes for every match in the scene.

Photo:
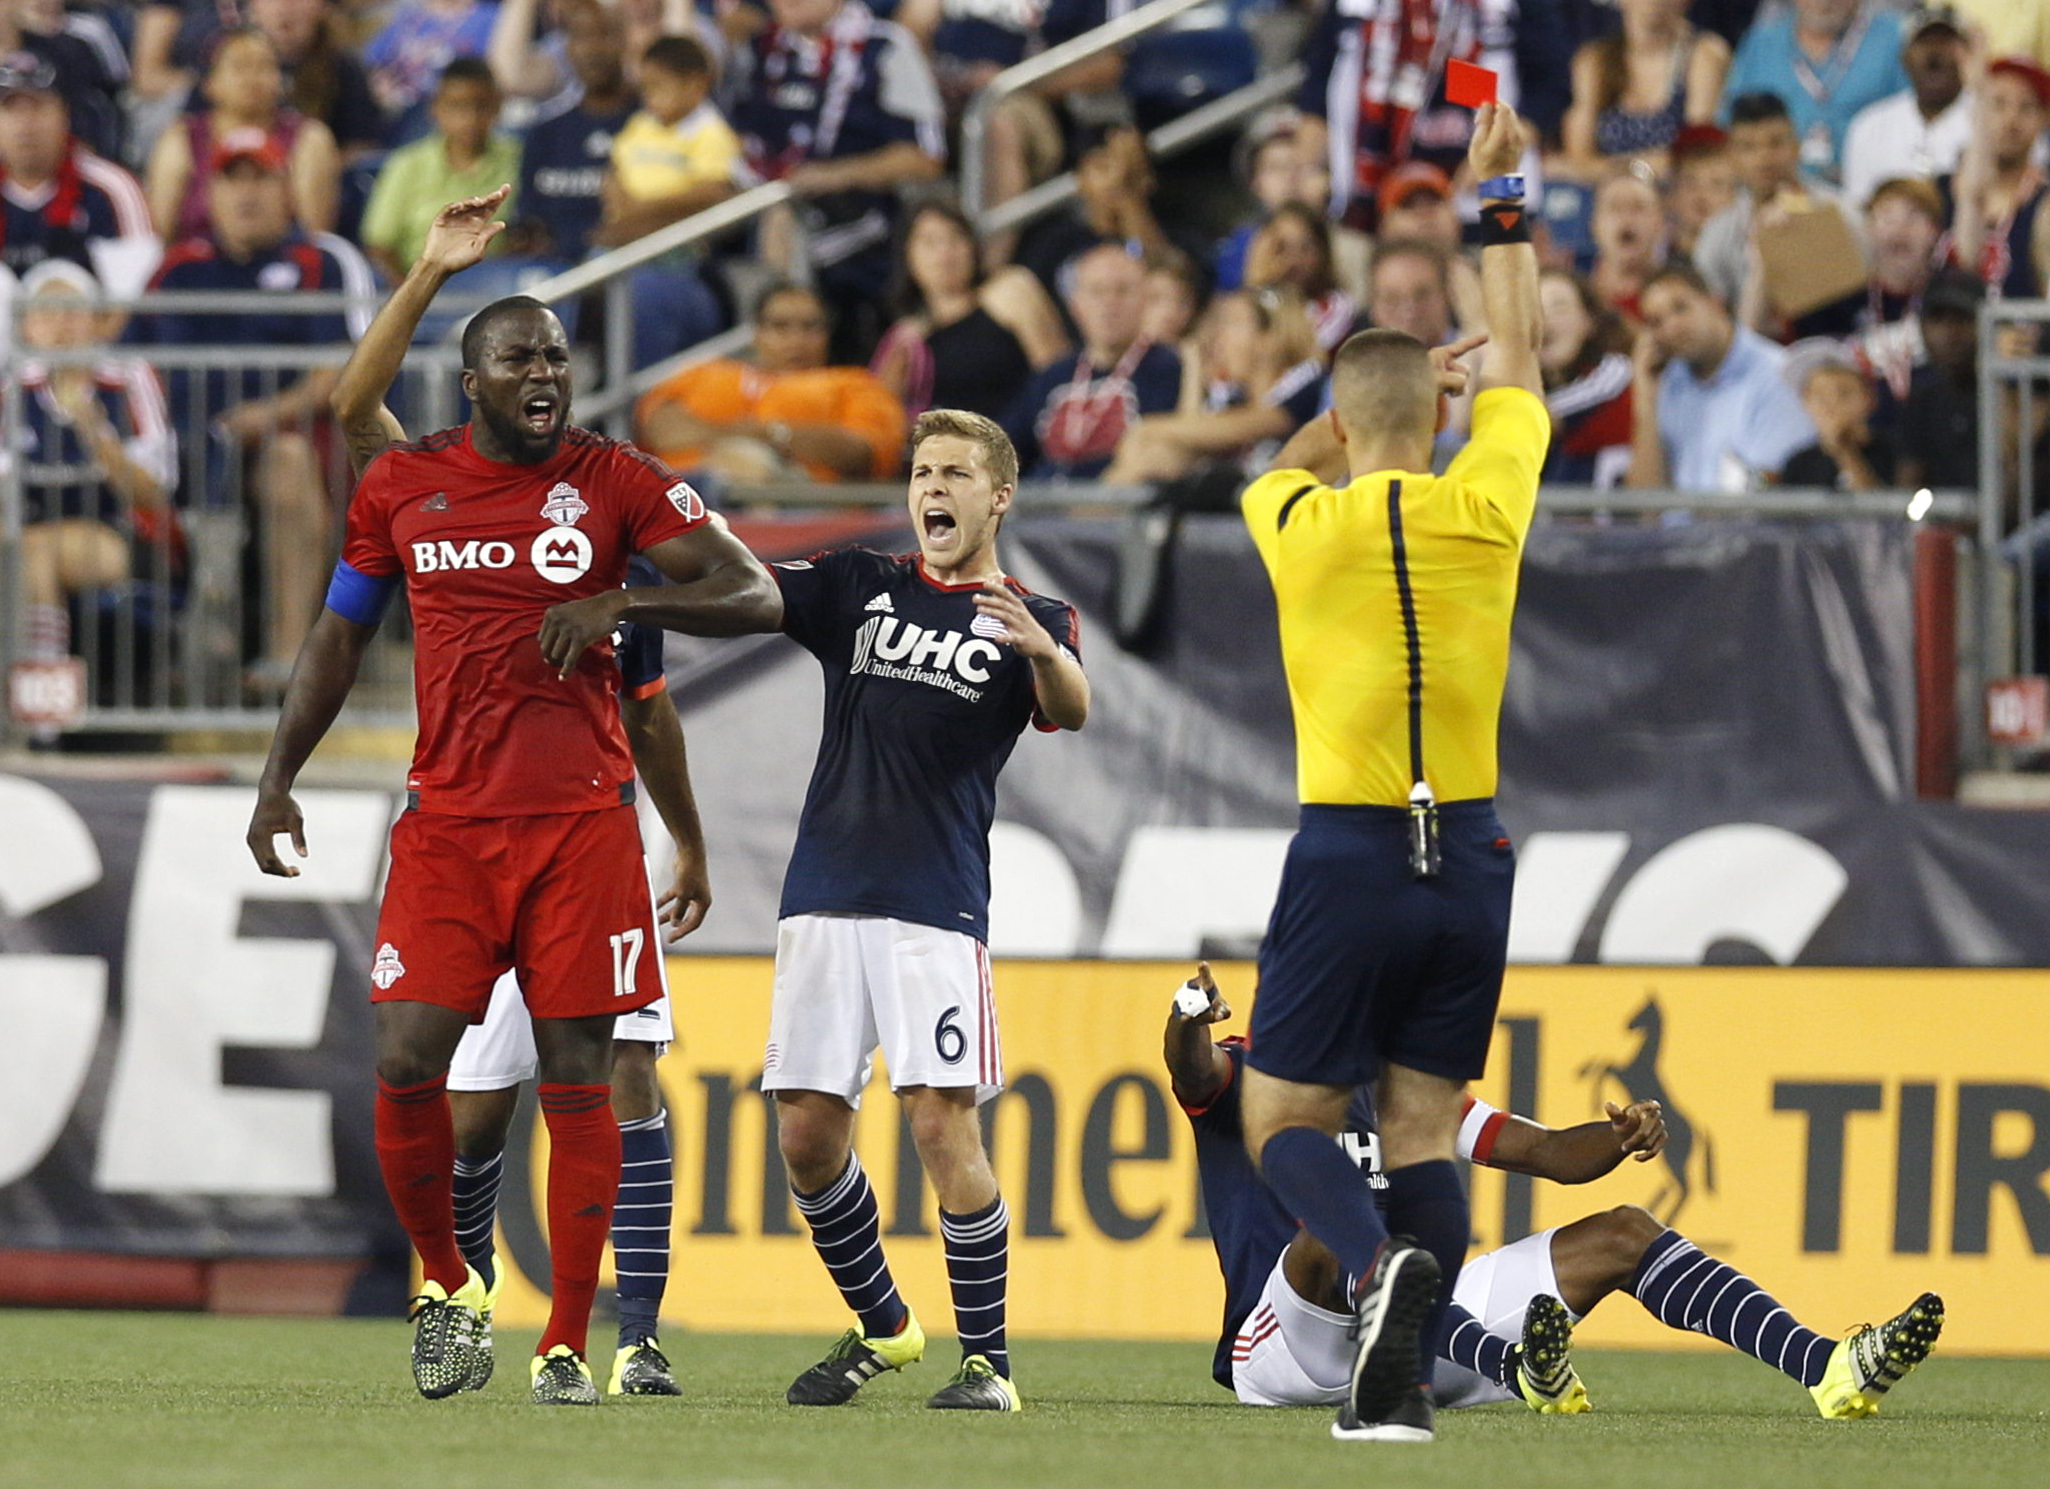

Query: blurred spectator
[636,281,907,484]
[1142,248,1207,350]
[1839,5,1971,209]
[1539,267,1635,487]
[137,135,374,679]
[1668,123,1739,256]
[1001,241,1181,481]
[1102,285,1325,484]
[1558,0,1731,179]
[1014,124,1201,309]
[1952,0,2050,70]
[146,28,342,240]
[1695,90,1861,310]
[360,57,518,283]
[1950,57,2050,299]
[1589,165,1667,319]
[1783,177,1943,388]
[1296,0,1572,228]
[365,0,503,144]
[870,200,1069,421]
[14,258,179,670]
[1376,161,1461,252]
[1895,266,1984,492]
[597,33,736,367]
[518,0,633,262]
[729,0,944,363]
[1779,344,1897,489]
[1719,0,1908,184]
[1629,260,1817,490]
[251,0,388,157]
[1366,238,1458,348]
[1216,113,1310,292]
[0,55,158,301]
[1242,201,1357,354]
[0,0,122,157]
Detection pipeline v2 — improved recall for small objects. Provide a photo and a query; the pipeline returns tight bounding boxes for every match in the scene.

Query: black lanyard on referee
[1386,478,1440,878]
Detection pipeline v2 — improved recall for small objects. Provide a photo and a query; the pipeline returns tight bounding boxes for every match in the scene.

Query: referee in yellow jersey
[1235,101,1548,1446]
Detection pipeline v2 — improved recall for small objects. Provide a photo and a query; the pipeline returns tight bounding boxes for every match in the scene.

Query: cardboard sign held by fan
[1755,195,1867,319]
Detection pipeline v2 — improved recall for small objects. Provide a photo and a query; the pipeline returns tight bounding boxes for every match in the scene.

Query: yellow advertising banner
[485,961,2050,1357]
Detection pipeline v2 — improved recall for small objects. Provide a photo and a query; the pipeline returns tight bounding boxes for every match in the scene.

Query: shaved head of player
[908,409,1019,578]
[460,296,573,464]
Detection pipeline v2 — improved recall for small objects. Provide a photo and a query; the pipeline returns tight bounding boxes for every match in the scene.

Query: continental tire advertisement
[475,960,2050,1359]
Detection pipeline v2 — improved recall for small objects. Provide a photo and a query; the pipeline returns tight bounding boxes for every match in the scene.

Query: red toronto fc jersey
[342,424,708,816]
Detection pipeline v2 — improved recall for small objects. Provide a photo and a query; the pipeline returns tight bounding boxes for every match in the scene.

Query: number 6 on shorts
[934,1005,966,1065]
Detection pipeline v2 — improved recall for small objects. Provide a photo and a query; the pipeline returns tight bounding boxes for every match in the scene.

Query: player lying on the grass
[1165,964,1945,1421]
[536,409,1087,1413]
[326,188,709,1401]
[249,188,779,1407]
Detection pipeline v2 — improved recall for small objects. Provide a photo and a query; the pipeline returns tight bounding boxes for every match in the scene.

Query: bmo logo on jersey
[412,538,517,573]
[851,615,1003,700]
[532,525,594,583]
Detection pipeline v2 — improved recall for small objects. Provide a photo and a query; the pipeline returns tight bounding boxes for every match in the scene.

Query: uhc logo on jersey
[851,615,1004,700]
[412,538,516,573]
[532,525,594,583]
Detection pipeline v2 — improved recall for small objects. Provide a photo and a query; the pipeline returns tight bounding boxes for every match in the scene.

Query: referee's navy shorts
[1245,800,1514,1089]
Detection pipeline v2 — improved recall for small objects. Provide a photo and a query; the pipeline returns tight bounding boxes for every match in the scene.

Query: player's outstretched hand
[658,847,711,940]
[972,583,1053,659]
[1429,332,1488,397]
[1607,1099,1666,1162]
[419,186,511,277]
[247,787,307,877]
[538,591,628,678]
[1182,960,1231,1023]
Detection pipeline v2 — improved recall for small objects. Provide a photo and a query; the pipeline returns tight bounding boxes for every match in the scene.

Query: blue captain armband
[325,560,398,626]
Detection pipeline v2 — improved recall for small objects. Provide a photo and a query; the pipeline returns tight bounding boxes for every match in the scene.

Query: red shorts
[370,804,662,1021]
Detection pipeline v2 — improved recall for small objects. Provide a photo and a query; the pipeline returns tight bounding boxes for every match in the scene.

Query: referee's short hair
[1330,328,1437,444]
[912,408,1019,491]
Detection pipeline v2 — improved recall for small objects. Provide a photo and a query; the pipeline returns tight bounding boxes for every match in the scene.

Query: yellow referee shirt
[1242,386,1550,808]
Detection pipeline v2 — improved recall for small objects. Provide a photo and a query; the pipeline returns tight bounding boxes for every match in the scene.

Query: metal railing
[1980,299,2050,695]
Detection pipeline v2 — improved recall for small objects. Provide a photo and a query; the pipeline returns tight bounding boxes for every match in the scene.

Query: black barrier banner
[2,513,2047,1260]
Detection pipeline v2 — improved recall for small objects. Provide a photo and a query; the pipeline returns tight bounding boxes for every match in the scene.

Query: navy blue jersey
[618,555,666,700]
[19,359,178,530]
[1000,342,1182,481]
[519,96,634,261]
[0,143,155,294]
[135,229,375,423]
[771,547,1080,941]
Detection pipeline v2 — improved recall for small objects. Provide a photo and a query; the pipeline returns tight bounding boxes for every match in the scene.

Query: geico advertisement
[482,961,2050,1356]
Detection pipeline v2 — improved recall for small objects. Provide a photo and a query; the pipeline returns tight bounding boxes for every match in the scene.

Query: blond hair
[911,408,1019,491]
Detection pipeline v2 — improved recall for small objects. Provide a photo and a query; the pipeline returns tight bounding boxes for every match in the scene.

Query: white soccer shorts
[1231,1228,1567,1409]
[446,964,675,1092]
[762,912,1002,1108]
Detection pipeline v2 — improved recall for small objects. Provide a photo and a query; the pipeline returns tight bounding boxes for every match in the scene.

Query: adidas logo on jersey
[422,492,449,512]
[864,593,895,613]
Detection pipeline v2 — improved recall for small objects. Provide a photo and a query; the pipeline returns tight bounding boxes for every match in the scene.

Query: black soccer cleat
[785,1314,925,1407]
[1346,1241,1442,1429]
[926,1355,1021,1411]
[608,1339,683,1397]
[1332,1382,1434,1443]
[406,1269,487,1400]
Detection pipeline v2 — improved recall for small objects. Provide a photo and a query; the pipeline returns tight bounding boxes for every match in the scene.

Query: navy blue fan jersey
[518,96,634,261]
[772,547,1081,941]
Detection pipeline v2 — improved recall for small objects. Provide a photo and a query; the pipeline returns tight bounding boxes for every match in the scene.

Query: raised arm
[332,187,513,476]
[1162,962,1234,1109]
[246,610,379,875]
[622,685,712,940]
[1467,102,1543,398]
[1483,1100,1667,1185]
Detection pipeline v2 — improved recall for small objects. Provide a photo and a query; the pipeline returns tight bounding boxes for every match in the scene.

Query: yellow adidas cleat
[407,1265,489,1400]
[608,1338,683,1396]
[531,1343,599,1406]
[1810,1293,1944,1420]
[460,1255,505,1392]
[1512,1294,1592,1414]
[786,1308,926,1406]
[927,1354,1022,1411]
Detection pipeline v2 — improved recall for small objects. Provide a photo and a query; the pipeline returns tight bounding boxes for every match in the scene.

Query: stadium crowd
[6,0,2050,682]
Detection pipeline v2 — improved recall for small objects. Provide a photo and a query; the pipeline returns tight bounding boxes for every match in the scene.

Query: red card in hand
[1445,59,1498,108]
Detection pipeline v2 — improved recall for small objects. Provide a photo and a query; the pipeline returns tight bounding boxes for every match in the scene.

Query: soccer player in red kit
[246,273,778,1405]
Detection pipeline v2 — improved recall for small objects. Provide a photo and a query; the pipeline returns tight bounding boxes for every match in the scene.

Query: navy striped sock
[451,1151,502,1289]
[614,1110,672,1346]
[1439,1300,1514,1388]
[792,1153,907,1341]
[1631,1229,1834,1387]
[941,1196,1011,1379]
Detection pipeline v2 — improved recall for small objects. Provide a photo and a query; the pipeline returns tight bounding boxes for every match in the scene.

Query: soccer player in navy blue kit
[542,409,1088,1411]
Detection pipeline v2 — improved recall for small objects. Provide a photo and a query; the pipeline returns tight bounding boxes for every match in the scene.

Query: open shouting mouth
[520,391,563,438]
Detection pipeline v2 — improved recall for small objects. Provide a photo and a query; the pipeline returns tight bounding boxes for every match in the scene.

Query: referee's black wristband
[1478,202,1531,246]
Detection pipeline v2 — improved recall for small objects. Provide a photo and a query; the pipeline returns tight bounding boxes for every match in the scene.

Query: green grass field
[3,1311,2046,1489]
